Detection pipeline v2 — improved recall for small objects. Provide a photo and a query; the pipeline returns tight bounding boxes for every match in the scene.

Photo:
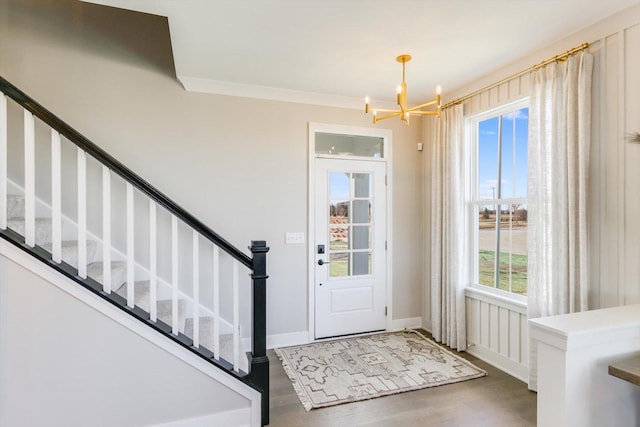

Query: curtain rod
[441,42,590,110]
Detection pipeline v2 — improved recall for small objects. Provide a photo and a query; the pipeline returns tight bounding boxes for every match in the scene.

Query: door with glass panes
[314,158,386,338]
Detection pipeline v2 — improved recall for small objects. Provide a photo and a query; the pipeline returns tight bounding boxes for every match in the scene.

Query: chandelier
[365,54,441,125]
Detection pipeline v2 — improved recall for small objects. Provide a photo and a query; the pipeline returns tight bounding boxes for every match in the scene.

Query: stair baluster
[0,93,6,230]
[51,130,62,263]
[77,148,87,279]
[149,199,157,320]
[233,259,240,372]
[24,110,35,247]
[192,230,200,348]
[102,166,112,293]
[126,182,135,308]
[171,214,179,335]
[213,244,220,359]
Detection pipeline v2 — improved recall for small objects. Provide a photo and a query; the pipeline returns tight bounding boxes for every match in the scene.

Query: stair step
[184,317,234,362]
[87,261,127,291]
[7,218,52,245]
[7,194,24,219]
[115,281,186,333]
[42,240,98,267]
[115,280,151,310]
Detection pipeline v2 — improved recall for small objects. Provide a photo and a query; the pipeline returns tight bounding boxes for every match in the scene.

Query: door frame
[307,122,393,342]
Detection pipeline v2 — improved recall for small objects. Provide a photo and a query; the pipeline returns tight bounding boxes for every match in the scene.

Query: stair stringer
[0,237,262,427]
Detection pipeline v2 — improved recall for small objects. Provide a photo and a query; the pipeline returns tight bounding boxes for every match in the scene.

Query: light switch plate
[285,232,305,244]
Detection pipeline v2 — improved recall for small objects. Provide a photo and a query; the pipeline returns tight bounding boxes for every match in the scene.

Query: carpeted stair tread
[115,280,186,333]
[115,280,151,309]
[184,316,234,362]
[7,218,52,245]
[87,261,127,290]
[7,194,24,219]
[42,240,98,267]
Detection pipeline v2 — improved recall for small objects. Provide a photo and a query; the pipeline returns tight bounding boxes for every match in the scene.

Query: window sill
[465,286,527,314]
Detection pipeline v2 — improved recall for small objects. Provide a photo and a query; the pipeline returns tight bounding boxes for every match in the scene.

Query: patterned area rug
[275,331,486,411]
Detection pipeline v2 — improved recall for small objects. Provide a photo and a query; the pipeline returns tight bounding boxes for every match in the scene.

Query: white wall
[0,0,425,340]
[0,253,251,427]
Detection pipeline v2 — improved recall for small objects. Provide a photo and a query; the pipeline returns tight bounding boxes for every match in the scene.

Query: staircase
[0,76,269,425]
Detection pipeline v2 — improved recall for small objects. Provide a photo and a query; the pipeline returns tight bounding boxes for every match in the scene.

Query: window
[315,133,383,158]
[469,101,528,296]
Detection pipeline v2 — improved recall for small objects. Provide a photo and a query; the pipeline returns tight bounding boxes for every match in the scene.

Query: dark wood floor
[268,334,536,427]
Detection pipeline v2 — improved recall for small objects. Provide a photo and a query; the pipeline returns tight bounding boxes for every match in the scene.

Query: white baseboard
[466,343,528,384]
[267,331,310,349]
[152,407,251,427]
[264,321,428,350]
[390,316,423,331]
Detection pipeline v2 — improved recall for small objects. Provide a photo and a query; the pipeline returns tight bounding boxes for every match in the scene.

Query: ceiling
[82,0,638,109]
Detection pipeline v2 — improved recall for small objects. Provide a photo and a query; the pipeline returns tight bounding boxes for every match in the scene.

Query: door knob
[318,259,330,266]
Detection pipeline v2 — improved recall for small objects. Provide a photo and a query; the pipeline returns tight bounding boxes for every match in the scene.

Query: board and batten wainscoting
[465,288,528,382]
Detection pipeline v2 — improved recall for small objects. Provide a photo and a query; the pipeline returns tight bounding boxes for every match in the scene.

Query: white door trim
[307,122,393,342]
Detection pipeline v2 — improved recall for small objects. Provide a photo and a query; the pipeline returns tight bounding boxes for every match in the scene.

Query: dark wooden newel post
[248,240,269,425]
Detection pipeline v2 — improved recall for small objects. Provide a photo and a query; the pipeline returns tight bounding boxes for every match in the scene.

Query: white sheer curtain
[431,104,467,351]
[527,51,593,390]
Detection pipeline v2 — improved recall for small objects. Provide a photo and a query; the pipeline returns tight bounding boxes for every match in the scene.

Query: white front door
[314,158,387,338]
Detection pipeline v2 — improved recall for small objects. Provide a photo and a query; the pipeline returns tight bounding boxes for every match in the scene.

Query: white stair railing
[0,77,270,424]
[0,83,262,376]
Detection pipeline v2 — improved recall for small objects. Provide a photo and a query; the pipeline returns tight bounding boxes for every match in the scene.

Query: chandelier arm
[371,108,402,113]
[408,99,439,111]
[373,111,402,122]
[405,110,440,116]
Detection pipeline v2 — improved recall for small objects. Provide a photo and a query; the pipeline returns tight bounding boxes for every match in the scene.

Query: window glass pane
[330,252,349,277]
[499,108,529,198]
[330,226,348,250]
[353,173,371,198]
[478,117,499,199]
[353,252,372,276]
[316,133,383,158]
[514,108,529,198]
[500,112,514,198]
[478,204,497,287]
[352,200,370,224]
[352,225,370,250]
[330,172,350,200]
[496,204,528,295]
